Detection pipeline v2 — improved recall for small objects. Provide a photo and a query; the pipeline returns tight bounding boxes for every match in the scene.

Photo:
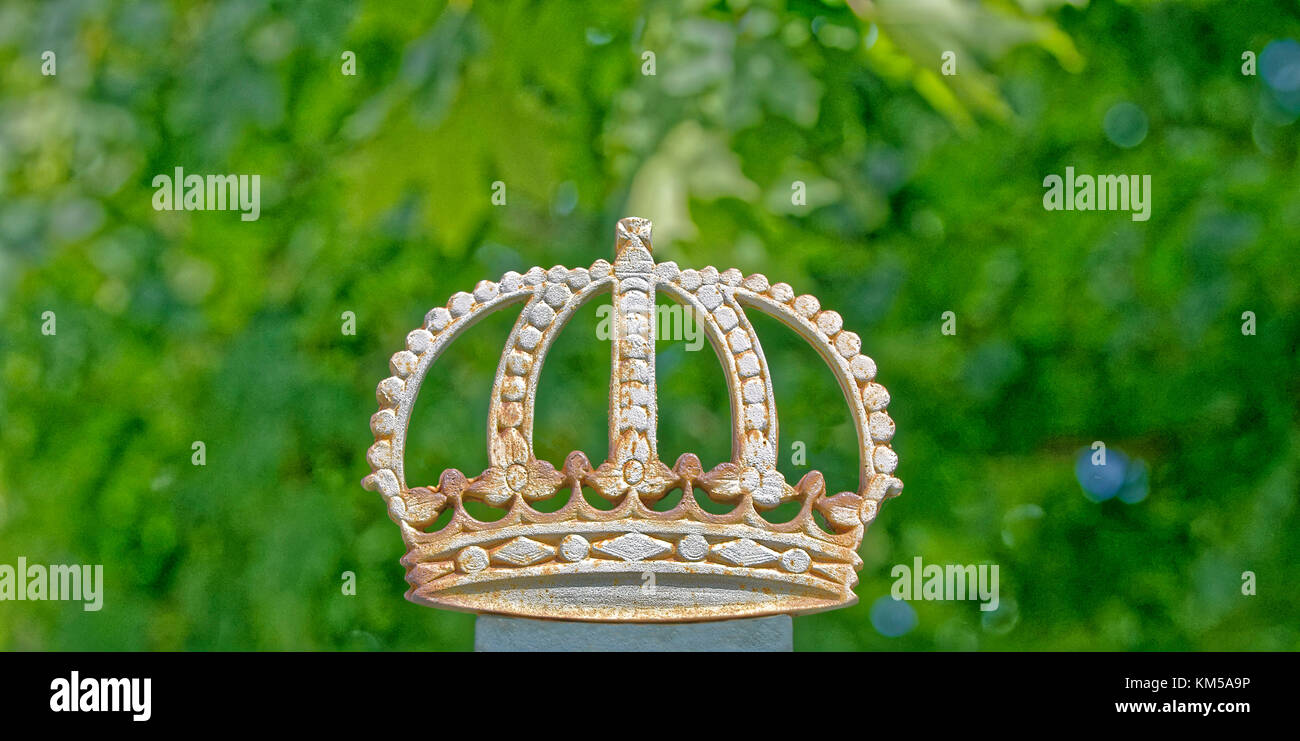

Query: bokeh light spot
[870,596,918,637]
[1261,39,1300,93]
[1075,447,1128,502]
[1103,102,1148,148]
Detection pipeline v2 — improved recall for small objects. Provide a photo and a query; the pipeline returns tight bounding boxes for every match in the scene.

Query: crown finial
[615,216,653,256]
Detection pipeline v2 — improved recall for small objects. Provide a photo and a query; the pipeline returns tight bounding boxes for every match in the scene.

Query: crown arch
[653,279,797,510]
[485,267,615,474]
[368,278,534,501]
[732,288,894,497]
[654,280,780,466]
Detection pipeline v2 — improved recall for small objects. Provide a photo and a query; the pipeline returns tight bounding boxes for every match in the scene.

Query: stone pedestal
[474,614,792,652]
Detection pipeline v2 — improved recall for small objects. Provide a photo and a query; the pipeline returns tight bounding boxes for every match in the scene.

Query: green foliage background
[1,0,1297,650]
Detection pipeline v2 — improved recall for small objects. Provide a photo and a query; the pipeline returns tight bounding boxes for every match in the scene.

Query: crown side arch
[364,272,540,512]
[486,268,615,472]
[654,281,774,462]
[732,283,900,502]
[655,278,796,507]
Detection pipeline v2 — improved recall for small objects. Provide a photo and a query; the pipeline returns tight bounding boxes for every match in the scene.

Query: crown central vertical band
[609,218,658,469]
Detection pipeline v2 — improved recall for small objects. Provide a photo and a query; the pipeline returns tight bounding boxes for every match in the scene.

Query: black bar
[0,651,1287,728]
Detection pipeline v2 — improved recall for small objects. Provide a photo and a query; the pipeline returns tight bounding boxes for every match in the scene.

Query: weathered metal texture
[362,218,903,622]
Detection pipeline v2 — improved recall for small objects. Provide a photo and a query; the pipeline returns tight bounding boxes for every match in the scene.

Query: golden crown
[362,218,902,622]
